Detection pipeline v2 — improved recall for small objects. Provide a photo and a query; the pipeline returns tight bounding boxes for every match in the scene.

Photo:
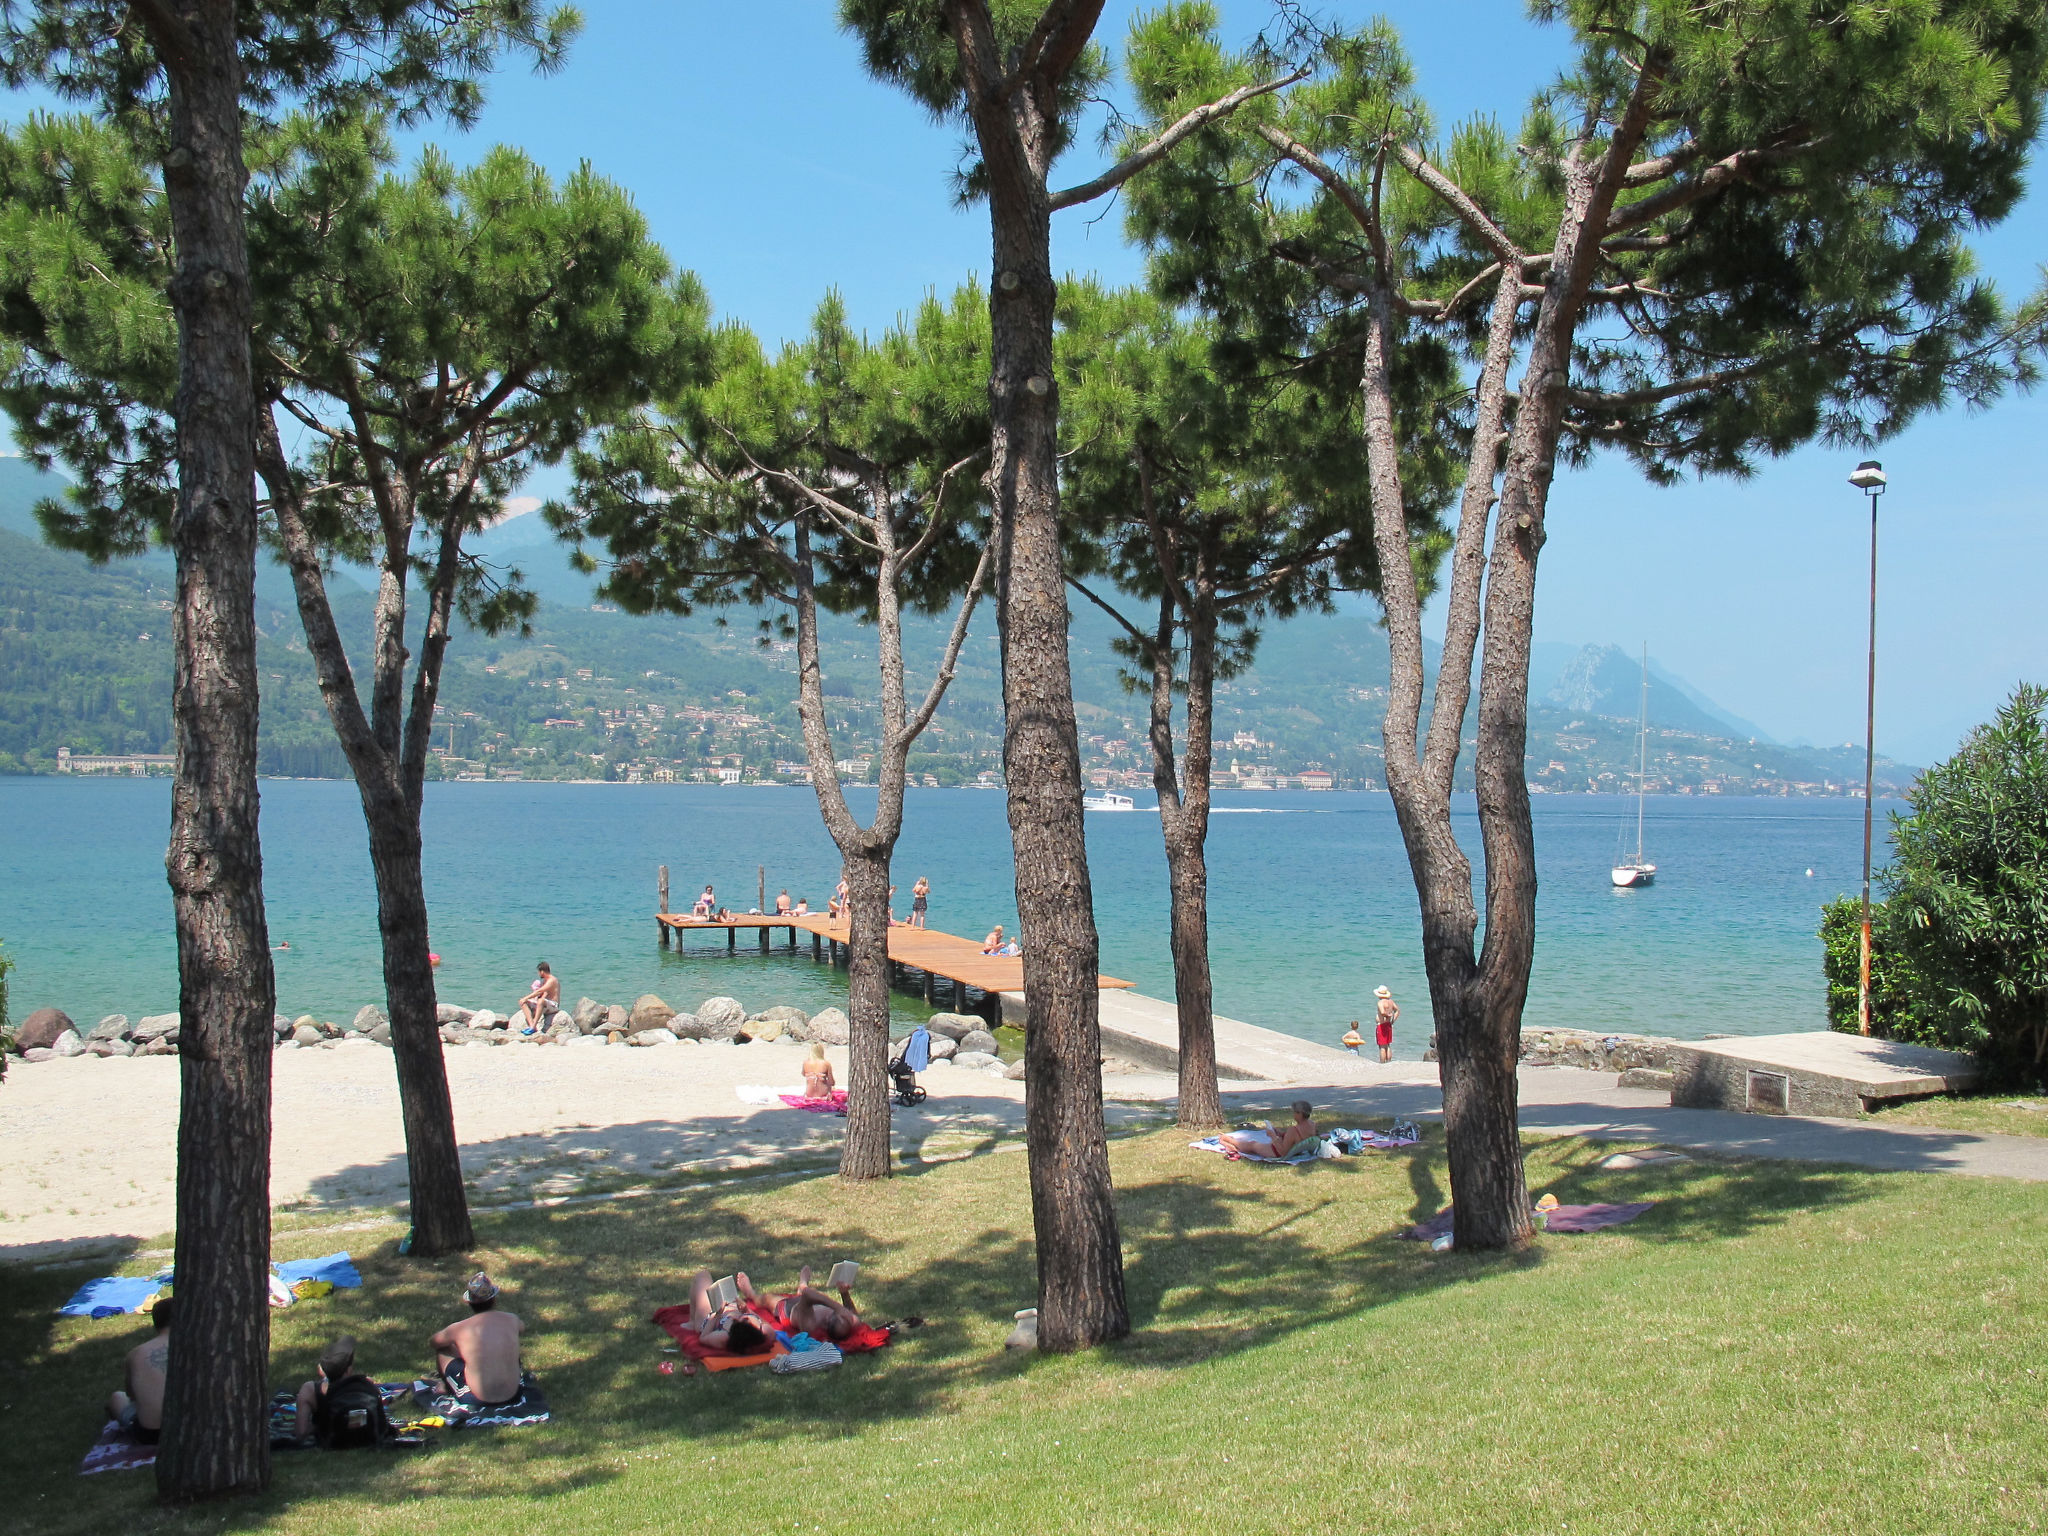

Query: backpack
[317,1374,391,1450]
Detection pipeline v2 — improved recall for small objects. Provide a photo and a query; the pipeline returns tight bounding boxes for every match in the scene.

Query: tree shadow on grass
[3,1126,1909,1531]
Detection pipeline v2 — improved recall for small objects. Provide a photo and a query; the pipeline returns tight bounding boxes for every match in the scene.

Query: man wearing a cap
[428,1273,525,1407]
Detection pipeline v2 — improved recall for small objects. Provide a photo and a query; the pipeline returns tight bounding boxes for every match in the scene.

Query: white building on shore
[55,747,175,776]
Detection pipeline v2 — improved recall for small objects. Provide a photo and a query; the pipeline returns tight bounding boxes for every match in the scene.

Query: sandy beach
[0,1037,1171,1261]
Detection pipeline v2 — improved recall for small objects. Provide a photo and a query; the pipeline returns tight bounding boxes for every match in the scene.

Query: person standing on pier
[1374,987,1399,1064]
[910,877,930,929]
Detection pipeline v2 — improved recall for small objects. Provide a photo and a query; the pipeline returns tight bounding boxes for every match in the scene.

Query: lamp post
[1848,459,1887,1036]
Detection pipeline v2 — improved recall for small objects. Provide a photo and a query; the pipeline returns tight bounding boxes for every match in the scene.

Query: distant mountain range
[0,457,1919,793]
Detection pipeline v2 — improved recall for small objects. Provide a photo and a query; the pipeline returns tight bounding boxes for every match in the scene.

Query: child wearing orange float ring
[1341,1022,1364,1055]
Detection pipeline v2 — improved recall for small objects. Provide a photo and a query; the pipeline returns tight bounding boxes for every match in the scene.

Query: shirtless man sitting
[1218,1101,1321,1159]
[429,1273,526,1407]
[107,1296,173,1443]
[518,962,560,1031]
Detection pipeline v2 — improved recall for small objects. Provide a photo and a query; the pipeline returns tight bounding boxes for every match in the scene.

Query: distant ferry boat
[1083,791,1136,812]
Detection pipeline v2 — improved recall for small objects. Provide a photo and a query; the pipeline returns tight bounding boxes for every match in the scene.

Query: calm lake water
[0,780,1893,1059]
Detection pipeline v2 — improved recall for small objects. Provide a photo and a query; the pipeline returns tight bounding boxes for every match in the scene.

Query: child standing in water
[1341,1021,1364,1055]
[1373,986,1399,1063]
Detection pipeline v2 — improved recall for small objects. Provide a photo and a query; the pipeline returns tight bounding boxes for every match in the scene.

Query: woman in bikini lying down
[687,1269,772,1354]
[777,1265,862,1342]
[1218,1101,1319,1159]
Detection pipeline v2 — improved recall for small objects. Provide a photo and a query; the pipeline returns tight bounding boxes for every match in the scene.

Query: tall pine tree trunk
[152,0,275,1500]
[363,799,472,1252]
[839,850,896,1179]
[986,167,1127,1354]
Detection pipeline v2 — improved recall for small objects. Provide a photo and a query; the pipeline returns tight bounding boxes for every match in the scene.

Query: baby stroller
[889,1026,931,1107]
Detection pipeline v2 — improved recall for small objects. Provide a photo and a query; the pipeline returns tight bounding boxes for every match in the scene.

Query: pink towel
[780,1089,849,1115]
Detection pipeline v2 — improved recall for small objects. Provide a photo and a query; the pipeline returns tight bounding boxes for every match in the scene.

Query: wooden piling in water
[658,864,671,947]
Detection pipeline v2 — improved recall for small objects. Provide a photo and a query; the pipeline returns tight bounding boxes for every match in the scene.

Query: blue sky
[5,2,2043,764]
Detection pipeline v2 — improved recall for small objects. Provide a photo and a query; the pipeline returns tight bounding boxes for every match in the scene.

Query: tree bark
[364,796,472,1251]
[258,417,474,1254]
[839,850,896,1179]
[150,0,275,1501]
[951,0,1129,1349]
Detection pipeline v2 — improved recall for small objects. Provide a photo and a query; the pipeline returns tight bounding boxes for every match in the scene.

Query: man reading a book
[778,1263,862,1342]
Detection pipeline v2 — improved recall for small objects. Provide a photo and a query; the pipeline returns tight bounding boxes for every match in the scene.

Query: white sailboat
[1611,644,1658,889]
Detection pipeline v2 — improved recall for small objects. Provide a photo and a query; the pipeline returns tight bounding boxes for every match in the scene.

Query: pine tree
[1124,0,2048,1247]
[838,0,1299,1354]
[0,1,576,1499]
[560,288,992,1180]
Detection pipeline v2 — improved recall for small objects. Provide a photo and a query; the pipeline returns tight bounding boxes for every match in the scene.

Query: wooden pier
[654,908,1132,1023]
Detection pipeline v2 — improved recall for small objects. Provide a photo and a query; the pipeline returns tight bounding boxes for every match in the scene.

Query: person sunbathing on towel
[687,1269,773,1354]
[778,1265,862,1342]
[429,1272,526,1407]
[107,1296,173,1443]
[1218,1101,1319,1159]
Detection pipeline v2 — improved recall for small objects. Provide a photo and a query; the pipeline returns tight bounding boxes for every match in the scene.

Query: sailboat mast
[1636,643,1648,864]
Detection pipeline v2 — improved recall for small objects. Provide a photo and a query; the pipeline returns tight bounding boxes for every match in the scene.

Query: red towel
[651,1302,787,1369]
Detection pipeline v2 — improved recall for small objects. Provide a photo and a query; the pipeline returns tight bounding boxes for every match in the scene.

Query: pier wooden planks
[655,913,1132,994]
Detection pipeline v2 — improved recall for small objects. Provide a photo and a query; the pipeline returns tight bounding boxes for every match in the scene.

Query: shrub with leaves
[1848,686,2048,1085]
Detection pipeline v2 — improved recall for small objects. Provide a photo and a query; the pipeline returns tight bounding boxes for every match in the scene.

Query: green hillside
[0,459,1914,793]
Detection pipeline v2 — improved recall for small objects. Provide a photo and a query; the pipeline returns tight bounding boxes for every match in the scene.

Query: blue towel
[60,1277,161,1317]
[903,1028,931,1073]
[274,1252,362,1288]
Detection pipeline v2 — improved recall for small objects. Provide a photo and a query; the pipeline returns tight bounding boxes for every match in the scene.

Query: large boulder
[469,1009,501,1032]
[51,1028,88,1058]
[350,1005,387,1035]
[21,1047,54,1063]
[273,1014,293,1039]
[754,1005,810,1031]
[629,994,676,1031]
[132,1012,181,1044]
[138,1036,175,1056]
[923,1012,982,1043]
[15,1007,76,1052]
[604,1004,629,1032]
[88,1013,132,1043]
[925,1033,958,1061]
[91,1038,136,1058]
[628,1029,677,1047]
[1005,1057,1027,1081]
[566,1033,607,1049]
[958,1028,999,1058]
[953,1050,999,1071]
[695,996,747,1034]
[366,1021,393,1046]
[665,1011,709,1040]
[436,1004,473,1025]
[745,1017,785,1043]
[572,996,607,1033]
[808,1008,850,1046]
[293,1023,325,1047]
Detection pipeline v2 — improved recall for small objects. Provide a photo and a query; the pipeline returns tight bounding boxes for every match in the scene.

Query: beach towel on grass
[1401,1203,1656,1241]
[274,1253,362,1289]
[651,1304,894,1368]
[59,1277,162,1317]
[79,1421,156,1475]
[434,1371,550,1428]
[1190,1135,1323,1165]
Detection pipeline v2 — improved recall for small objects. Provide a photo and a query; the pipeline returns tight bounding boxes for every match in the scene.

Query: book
[708,1275,740,1311]
[827,1260,859,1291]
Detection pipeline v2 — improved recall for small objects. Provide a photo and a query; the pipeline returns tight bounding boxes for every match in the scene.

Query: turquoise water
[0,780,1890,1058]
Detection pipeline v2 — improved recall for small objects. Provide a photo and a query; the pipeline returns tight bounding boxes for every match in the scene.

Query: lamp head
[1848,460,1887,492]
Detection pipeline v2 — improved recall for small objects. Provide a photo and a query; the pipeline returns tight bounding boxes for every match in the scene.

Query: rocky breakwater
[7,992,1027,1080]
[1424,1025,1680,1091]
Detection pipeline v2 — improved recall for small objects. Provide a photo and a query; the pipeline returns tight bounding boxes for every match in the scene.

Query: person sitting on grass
[802,1042,835,1100]
[778,1265,862,1343]
[293,1334,387,1448]
[106,1296,173,1443]
[686,1269,773,1355]
[1218,1101,1320,1159]
[429,1273,526,1408]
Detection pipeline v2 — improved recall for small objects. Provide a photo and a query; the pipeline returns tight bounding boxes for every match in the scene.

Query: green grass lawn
[3,1126,2044,1536]
[1863,1092,2048,1139]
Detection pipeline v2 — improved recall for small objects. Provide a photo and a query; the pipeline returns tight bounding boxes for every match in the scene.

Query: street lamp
[1848,458,1887,1036]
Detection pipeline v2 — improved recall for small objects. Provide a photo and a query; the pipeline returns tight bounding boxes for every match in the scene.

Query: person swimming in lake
[1217,1102,1320,1160]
